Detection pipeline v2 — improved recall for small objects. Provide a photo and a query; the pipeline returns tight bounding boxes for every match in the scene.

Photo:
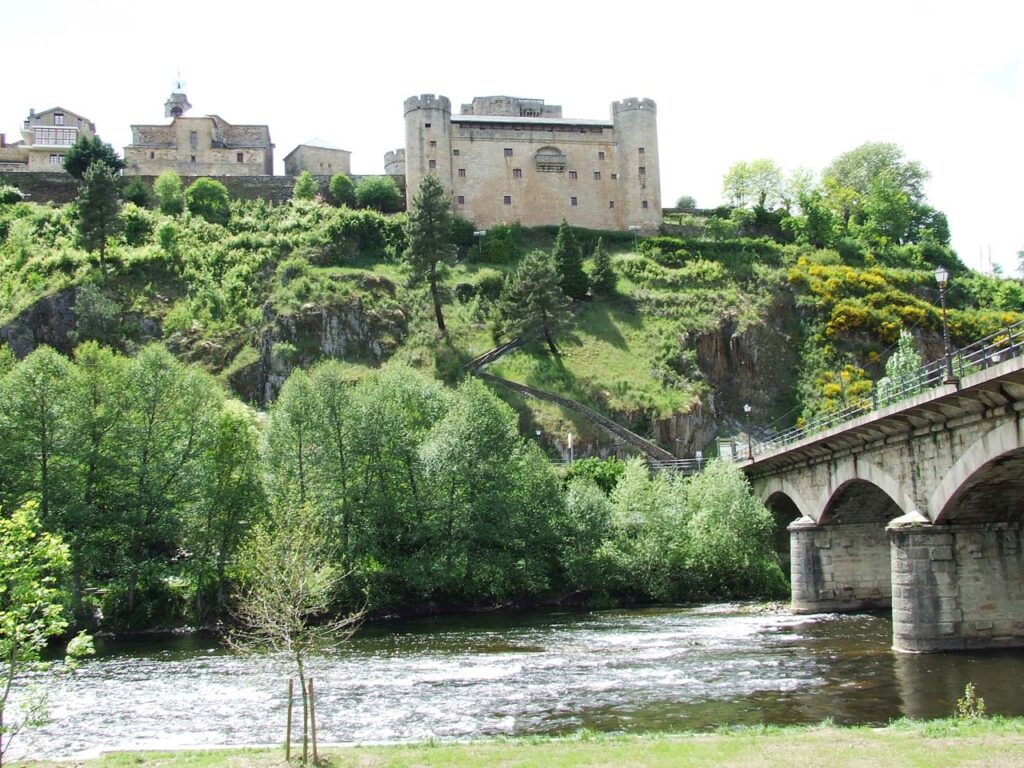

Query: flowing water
[10,604,1024,759]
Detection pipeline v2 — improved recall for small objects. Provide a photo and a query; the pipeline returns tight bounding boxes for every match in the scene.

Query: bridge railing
[741,319,1024,459]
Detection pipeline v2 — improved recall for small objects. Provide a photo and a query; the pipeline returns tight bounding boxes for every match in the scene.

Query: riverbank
[15,718,1024,767]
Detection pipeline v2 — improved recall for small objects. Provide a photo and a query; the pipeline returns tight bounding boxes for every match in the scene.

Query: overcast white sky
[4,1,1021,272]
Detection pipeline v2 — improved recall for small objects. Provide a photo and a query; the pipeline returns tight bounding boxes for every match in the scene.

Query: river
[9,604,1024,760]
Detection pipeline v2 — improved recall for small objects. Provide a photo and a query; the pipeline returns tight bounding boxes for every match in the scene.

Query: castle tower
[613,98,661,231]
[164,75,192,119]
[403,94,453,206]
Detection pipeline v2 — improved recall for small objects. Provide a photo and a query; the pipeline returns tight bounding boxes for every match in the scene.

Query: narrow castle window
[237,152,244,163]
[570,196,578,207]
[569,171,577,180]
[424,122,431,128]
[609,201,615,208]
[150,151,155,159]
[611,173,618,180]
[642,200,649,209]
[594,171,601,180]
[598,151,605,160]
[504,148,513,157]
[458,168,466,177]
[429,159,436,170]
[453,148,460,156]
[639,147,645,155]
[503,195,511,205]
[513,168,522,179]
[191,155,196,163]
[457,195,465,204]
[639,166,646,175]
[430,140,437,148]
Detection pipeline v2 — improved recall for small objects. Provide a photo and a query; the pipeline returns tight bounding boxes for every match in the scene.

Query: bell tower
[164,74,192,119]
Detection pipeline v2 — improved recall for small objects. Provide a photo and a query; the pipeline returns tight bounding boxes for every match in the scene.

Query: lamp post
[743,403,753,461]
[695,450,703,472]
[935,266,957,385]
[568,432,574,464]
[628,225,641,250]
[473,229,487,259]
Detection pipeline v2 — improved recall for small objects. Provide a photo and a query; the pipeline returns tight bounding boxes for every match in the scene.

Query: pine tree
[76,161,122,274]
[499,249,572,355]
[404,175,456,333]
[552,219,588,300]
[589,237,616,295]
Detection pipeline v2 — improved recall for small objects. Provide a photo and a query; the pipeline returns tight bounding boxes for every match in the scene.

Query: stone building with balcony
[123,83,274,177]
[401,94,661,232]
[0,107,97,171]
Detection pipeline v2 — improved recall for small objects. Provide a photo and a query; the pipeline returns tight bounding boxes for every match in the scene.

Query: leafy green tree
[231,502,363,765]
[76,161,122,273]
[292,171,318,201]
[823,142,928,203]
[558,478,613,592]
[589,237,616,295]
[552,219,588,300]
[328,174,356,207]
[185,177,231,225]
[0,503,70,767]
[153,170,184,215]
[722,159,786,210]
[62,135,125,179]
[499,249,572,355]
[121,178,152,208]
[404,174,456,333]
[675,195,697,212]
[0,186,24,205]
[264,370,319,505]
[875,329,924,405]
[355,176,403,212]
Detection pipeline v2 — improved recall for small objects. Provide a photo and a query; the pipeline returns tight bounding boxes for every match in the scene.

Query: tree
[292,171,318,201]
[328,174,356,207]
[551,219,588,300]
[153,170,184,215]
[231,503,363,765]
[675,195,697,212]
[823,142,928,203]
[185,178,231,225]
[875,329,924,405]
[498,249,572,355]
[62,136,125,180]
[121,178,152,208]
[354,176,402,212]
[722,159,786,210]
[404,174,456,334]
[0,503,70,767]
[76,161,122,273]
[588,237,616,296]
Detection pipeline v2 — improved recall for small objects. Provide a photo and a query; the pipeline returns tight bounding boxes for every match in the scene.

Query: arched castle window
[535,146,567,172]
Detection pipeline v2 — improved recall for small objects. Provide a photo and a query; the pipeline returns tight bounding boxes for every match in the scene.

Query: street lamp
[567,432,574,464]
[743,403,753,461]
[628,225,641,250]
[935,266,957,385]
[473,230,487,259]
[695,450,703,472]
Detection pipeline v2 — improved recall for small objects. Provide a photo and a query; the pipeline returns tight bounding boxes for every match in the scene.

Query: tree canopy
[498,249,572,354]
[76,161,122,271]
[62,136,126,180]
[404,174,456,333]
[722,159,786,210]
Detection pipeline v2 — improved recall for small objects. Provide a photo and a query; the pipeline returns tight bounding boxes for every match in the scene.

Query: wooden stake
[286,678,294,762]
[309,678,319,764]
[303,679,309,765]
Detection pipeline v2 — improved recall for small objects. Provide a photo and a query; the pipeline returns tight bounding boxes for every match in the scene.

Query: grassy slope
[15,719,1024,767]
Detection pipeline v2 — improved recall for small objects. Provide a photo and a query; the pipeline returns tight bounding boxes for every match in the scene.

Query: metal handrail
[745,319,1024,458]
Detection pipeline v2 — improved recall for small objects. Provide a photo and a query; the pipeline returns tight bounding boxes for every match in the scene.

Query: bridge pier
[789,517,892,613]
[889,520,1024,652]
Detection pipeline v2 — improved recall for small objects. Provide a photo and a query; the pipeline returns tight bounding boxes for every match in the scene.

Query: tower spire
[165,72,191,118]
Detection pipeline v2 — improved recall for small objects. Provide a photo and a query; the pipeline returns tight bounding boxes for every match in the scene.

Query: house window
[190,130,198,149]
[594,171,601,180]
[598,151,605,160]
[457,195,465,204]
[429,159,436,170]
[504,147,513,157]
[570,196,578,207]
[53,113,64,125]
[642,200,649,209]
[458,168,466,177]
[237,152,244,163]
[453,148,460,156]
[513,168,522,178]
[569,171,577,180]
[639,147,645,155]
[503,195,511,205]
[49,154,62,165]
[639,166,646,175]
[429,140,437,148]
[611,173,618,180]
[609,201,615,208]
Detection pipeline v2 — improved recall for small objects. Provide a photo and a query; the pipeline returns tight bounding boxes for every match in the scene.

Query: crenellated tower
[613,97,661,231]
[403,94,453,206]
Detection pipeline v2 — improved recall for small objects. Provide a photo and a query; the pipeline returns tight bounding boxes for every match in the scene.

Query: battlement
[384,149,405,163]
[404,94,451,115]
[612,97,657,115]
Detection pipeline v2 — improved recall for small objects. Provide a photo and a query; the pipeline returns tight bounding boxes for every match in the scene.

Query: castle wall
[284,146,351,177]
[125,117,273,177]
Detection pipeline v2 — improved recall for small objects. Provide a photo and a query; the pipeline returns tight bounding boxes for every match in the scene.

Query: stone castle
[1,88,662,233]
[399,94,661,231]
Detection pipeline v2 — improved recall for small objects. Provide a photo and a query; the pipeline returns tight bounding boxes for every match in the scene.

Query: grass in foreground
[16,718,1024,768]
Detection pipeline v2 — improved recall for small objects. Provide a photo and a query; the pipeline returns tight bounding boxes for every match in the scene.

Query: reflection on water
[10,605,1024,759]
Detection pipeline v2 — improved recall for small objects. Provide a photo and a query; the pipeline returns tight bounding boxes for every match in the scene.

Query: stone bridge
[746,356,1024,653]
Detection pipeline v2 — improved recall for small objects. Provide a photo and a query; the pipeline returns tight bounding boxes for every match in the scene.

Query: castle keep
[402,94,661,231]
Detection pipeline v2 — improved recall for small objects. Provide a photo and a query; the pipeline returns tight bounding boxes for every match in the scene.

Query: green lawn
[16,719,1024,767]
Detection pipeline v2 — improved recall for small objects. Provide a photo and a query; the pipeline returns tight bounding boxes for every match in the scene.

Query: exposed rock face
[0,288,78,357]
[655,396,718,457]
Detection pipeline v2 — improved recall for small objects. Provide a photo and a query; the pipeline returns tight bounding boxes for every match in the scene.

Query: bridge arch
[931,419,1024,523]
[758,477,813,521]
[821,459,913,524]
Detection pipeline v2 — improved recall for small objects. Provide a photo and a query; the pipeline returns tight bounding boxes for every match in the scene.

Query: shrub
[564,457,626,494]
[121,202,154,246]
[475,270,505,301]
[0,184,26,204]
[153,169,184,215]
[480,223,519,263]
[155,219,179,254]
[328,173,356,207]
[122,178,152,208]
[185,178,231,225]
[355,176,403,212]
[292,170,318,201]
